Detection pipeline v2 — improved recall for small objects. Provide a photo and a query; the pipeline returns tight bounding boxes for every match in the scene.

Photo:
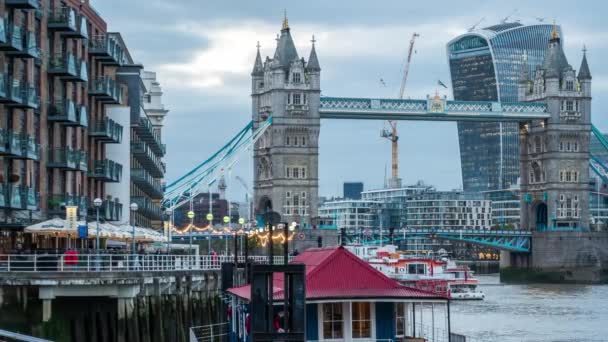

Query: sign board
[77,225,88,239]
[65,206,78,232]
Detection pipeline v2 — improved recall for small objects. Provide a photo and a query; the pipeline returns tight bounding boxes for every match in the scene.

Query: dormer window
[292,72,301,83]
[565,80,574,91]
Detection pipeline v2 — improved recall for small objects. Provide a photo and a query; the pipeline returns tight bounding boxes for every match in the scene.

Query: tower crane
[235,176,252,223]
[382,32,419,188]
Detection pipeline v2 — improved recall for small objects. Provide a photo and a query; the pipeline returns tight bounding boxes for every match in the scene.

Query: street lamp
[223,216,230,255]
[188,210,195,254]
[130,203,138,256]
[165,208,173,253]
[93,198,103,251]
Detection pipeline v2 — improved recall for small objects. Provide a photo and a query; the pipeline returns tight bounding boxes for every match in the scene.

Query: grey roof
[273,27,299,70]
[483,22,523,33]
[578,52,592,80]
[252,48,264,76]
[542,36,569,78]
[307,44,320,71]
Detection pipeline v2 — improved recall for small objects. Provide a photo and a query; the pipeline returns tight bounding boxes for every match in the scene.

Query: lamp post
[93,198,103,251]
[130,203,138,256]
[165,208,173,253]
[239,217,245,256]
[187,210,195,254]
[223,216,230,255]
[94,198,102,270]
[206,213,213,253]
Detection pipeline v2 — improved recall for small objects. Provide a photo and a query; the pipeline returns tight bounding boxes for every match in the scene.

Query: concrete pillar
[42,299,52,322]
[500,250,512,268]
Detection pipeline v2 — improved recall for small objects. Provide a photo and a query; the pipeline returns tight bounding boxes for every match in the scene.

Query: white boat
[345,244,485,300]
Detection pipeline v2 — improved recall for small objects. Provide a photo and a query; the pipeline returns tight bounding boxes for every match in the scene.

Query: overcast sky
[92,0,608,200]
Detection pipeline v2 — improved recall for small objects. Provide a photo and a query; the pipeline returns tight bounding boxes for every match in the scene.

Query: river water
[450,275,608,342]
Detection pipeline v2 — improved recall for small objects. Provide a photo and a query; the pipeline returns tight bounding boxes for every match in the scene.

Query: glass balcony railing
[47,148,77,169]
[89,159,122,182]
[48,6,77,32]
[89,77,121,103]
[89,118,122,143]
[135,116,165,156]
[131,196,163,220]
[88,200,122,221]
[9,185,22,209]
[21,135,40,160]
[48,53,78,77]
[77,105,88,128]
[0,128,7,154]
[22,186,38,210]
[5,0,40,10]
[48,100,77,124]
[131,168,164,199]
[89,34,123,65]
[131,141,166,177]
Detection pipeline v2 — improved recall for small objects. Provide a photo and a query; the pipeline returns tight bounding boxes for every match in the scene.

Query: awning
[25,219,167,242]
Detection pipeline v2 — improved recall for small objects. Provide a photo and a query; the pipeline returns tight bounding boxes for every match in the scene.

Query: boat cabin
[227,246,450,341]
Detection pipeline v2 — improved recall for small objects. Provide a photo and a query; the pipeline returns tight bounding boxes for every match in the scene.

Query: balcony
[88,200,122,221]
[48,53,77,77]
[47,148,87,171]
[0,75,20,104]
[48,6,77,34]
[131,168,163,199]
[47,194,87,217]
[76,105,88,128]
[133,116,165,156]
[0,22,23,52]
[0,185,38,210]
[89,34,123,66]
[131,141,166,177]
[0,132,39,160]
[89,118,122,144]
[89,77,121,104]
[5,84,39,109]
[48,99,82,127]
[131,196,162,221]
[6,30,39,59]
[88,159,122,182]
[5,0,40,9]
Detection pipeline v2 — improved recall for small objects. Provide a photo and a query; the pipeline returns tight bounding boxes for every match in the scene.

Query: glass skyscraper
[447,23,560,192]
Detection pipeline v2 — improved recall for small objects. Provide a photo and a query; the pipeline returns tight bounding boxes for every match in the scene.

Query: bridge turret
[519,23,591,231]
[578,48,592,97]
[251,16,321,226]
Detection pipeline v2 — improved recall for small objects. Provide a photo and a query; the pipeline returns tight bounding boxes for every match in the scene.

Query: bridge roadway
[344,228,533,253]
[319,96,549,122]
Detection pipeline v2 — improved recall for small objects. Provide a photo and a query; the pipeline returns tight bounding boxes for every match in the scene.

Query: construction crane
[468,17,485,32]
[235,176,252,223]
[382,32,419,188]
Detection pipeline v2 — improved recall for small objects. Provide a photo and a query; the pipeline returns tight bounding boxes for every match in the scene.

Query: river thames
[451,275,608,341]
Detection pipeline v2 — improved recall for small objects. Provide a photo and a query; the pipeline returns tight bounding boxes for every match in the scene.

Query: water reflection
[451,275,608,342]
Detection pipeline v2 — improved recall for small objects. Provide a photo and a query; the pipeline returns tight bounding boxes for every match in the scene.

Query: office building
[447,22,559,192]
[406,191,492,230]
[361,184,429,228]
[343,182,363,200]
[318,200,383,231]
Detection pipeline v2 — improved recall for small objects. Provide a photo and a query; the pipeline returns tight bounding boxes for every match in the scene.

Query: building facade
[252,18,320,225]
[343,181,363,200]
[0,0,168,254]
[0,0,127,238]
[406,191,492,230]
[361,184,429,229]
[318,199,382,231]
[447,23,559,192]
[518,27,591,230]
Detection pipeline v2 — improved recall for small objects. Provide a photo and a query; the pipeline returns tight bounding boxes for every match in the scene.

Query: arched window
[531,162,542,183]
[534,136,542,153]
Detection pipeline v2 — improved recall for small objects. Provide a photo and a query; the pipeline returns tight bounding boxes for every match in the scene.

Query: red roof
[227,247,447,301]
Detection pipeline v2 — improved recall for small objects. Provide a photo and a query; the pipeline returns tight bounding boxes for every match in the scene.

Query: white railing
[189,323,229,342]
[0,254,293,273]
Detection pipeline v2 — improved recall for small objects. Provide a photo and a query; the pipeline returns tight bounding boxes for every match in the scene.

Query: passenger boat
[346,244,485,300]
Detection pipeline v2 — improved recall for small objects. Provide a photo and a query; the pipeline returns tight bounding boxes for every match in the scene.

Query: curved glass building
[447,23,560,192]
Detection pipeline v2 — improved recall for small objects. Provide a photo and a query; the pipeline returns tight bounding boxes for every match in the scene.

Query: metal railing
[0,328,52,342]
[189,323,229,342]
[0,254,293,273]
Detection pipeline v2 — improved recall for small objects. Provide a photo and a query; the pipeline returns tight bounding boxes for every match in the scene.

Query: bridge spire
[252,41,264,76]
[307,35,321,71]
[282,9,289,30]
[578,45,592,80]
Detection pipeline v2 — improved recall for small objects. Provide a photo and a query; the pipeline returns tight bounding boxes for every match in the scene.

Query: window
[396,303,406,337]
[292,72,301,83]
[286,137,290,146]
[287,93,292,104]
[302,192,306,199]
[566,100,573,112]
[301,136,306,146]
[303,93,307,104]
[322,303,343,339]
[301,168,306,178]
[293,93,301,105]
[351,302,372,339]
[566,80,574,91]
[286,167,291,178]
[286,191,291,198]
[293,168,299,178]
[408,263,426,274]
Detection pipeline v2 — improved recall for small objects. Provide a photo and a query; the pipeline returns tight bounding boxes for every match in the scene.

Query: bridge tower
[251,16,321,225]
[518,26,592,231]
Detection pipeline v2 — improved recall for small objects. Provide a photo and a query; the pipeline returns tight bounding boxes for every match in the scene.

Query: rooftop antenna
[468,17,485,32]
[501,9,518,23]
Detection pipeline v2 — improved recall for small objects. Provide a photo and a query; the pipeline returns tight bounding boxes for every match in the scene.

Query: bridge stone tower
[518,27,592,231]
[251,17,321,226]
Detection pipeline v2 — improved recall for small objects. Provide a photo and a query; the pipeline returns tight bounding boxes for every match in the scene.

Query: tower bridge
[165,18,608,282]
